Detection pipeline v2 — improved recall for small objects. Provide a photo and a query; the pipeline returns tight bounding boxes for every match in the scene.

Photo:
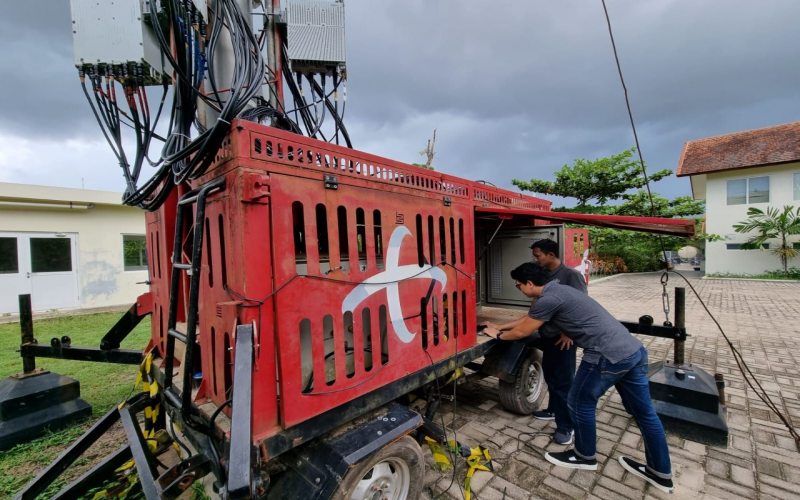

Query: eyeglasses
[514,282,522,289]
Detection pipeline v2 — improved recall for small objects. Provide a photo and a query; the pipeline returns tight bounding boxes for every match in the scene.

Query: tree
[511,147,703,273]
[733,205,800,274]
[608,191,704,218]
[512,147,672,210]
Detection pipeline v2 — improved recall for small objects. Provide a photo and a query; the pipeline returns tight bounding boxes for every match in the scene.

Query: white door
[0,234,32,314]
[0,232,80,314]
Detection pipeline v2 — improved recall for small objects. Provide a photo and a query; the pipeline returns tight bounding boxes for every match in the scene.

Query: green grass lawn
[0,311,151,498]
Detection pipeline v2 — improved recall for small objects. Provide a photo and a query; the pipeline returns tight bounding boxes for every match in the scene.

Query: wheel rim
[525,359,544,404]
[349,458,411,500]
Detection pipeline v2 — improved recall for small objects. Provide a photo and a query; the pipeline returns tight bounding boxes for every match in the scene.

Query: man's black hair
[510,262,550,286]
[530,238,560,257]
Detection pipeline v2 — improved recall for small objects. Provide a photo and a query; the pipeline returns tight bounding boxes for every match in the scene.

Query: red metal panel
[269,172,476,428]
[564,228,589,269]
[145,187,179,358]
[198,120,550,214]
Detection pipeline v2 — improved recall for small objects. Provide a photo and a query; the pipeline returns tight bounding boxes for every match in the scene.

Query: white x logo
[341,226,447,343]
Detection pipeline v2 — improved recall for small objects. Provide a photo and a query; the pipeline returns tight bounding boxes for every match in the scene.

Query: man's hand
[482,327,501,339]
[555,333,573,350]
[484,321,500,330]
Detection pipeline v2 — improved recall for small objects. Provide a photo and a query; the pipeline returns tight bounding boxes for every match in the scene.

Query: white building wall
[704,162,800,274]
[0,184,148,312]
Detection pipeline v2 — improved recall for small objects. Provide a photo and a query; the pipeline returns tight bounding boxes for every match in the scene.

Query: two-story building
[677,121,800,275]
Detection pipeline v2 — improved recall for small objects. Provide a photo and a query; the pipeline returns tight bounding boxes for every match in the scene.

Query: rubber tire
[498,348,548,415]
[333,435,424,500]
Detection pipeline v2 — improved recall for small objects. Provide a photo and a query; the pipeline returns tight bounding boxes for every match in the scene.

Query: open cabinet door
[564,227,590,284]
[482,225,563,307]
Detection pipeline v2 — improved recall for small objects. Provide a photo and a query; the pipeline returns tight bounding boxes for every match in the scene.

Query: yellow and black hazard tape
[463,445,493,500]
[91,354,170,498]
[424,435,494,500]
[425,436,453,472]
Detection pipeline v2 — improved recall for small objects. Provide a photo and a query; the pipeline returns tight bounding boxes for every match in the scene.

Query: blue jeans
[567,346,672,478]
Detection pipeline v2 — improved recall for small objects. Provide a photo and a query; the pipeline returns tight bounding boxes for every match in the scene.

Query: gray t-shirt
[549,264,587,293]
[529,281,641,364]
[537,264,587,339]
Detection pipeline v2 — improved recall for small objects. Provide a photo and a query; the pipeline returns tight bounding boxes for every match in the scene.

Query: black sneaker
[619,456,674,493]
[544,450,597,470]
[532,410,555,421]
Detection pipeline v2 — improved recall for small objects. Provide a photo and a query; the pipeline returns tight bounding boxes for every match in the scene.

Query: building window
[123,235,148,271]
[727,176,769,205]
[726,243,769,250]
[0,237,19,274]
[31,238,72,272]
[794,173,800,200]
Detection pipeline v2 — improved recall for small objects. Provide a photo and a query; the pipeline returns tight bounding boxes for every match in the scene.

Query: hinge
[324,174,339,190]
[242,173,270,202]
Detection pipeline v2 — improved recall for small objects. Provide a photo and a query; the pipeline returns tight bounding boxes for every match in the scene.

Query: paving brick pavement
[423,272,800,499]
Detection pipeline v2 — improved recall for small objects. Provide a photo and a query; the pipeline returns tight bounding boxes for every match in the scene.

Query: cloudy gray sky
[1,0,798,206]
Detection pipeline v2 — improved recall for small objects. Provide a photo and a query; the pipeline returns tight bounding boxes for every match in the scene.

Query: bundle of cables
[78,0,352,210]
[282,43,351,148]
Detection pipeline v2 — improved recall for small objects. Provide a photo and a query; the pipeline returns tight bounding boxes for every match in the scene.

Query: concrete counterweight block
[0,371,92,450]
[648,360,728,446]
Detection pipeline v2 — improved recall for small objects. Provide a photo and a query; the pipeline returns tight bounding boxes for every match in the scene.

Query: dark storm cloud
[0,1,99,139]
[1,0,798,199]
[341,0,800,201]
[345,1,800,127]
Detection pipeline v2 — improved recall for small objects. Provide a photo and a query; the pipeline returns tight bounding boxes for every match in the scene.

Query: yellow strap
[115,458,136,473]
[464,445,493,499]
[445,367,465,385]
[425,436,453,472]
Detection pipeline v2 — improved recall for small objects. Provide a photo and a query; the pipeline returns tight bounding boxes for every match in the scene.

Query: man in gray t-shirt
[530,281,640,364]
[482,262,674,493]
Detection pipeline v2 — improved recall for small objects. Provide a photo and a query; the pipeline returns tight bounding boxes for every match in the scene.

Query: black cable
[600,0,668,262]
[600,0,800,446]
[308,74,352,148]
[208,398,232,431]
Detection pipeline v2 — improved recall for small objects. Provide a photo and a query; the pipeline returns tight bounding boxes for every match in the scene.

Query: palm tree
[733,205,800,274]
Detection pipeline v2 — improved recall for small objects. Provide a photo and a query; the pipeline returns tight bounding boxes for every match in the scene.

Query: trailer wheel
[498,349,547,414]
[334,435,424,500]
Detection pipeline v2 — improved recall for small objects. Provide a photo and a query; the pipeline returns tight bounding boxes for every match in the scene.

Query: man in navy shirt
[483,262,673,494]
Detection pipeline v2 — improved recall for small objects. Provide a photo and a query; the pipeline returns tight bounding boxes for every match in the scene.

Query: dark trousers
[540,336,576,433]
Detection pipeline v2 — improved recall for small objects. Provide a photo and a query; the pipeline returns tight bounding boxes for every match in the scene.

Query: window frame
[726,176,770,205]
[725,243,769,250]
[122,234,148,272]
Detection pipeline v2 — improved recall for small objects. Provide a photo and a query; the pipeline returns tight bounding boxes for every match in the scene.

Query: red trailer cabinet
[145,121,557,449]
[18,120,691,499]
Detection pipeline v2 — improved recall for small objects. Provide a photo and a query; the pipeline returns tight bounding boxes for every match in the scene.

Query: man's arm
[483,316,543,341]
[485,316,527,331]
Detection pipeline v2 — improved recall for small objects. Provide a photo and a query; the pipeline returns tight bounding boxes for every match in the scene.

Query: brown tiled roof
[676,121,800,177]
